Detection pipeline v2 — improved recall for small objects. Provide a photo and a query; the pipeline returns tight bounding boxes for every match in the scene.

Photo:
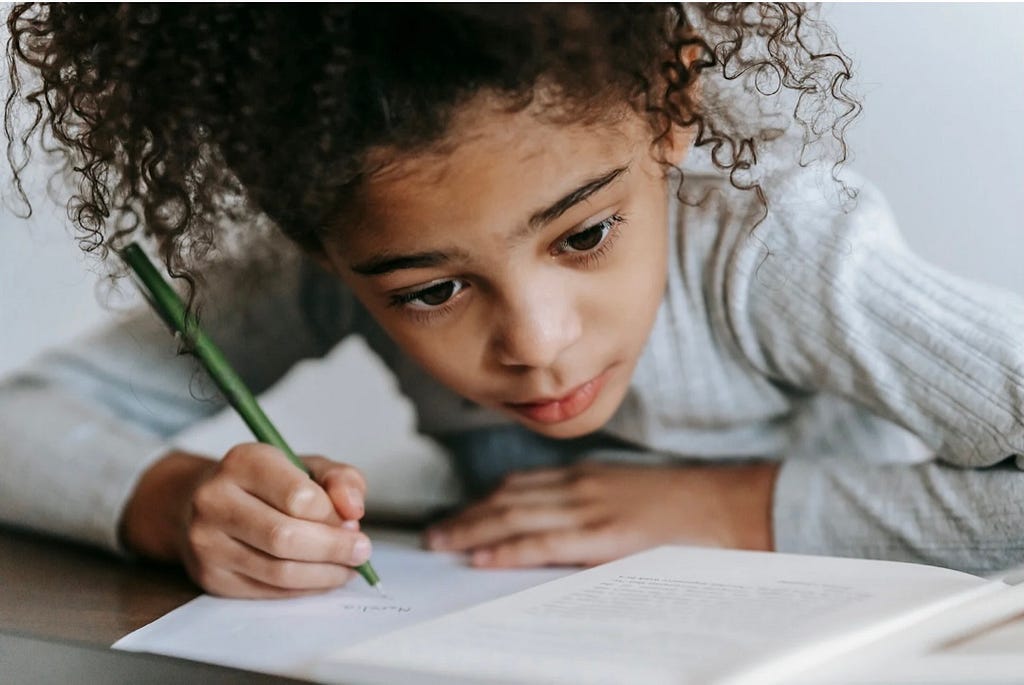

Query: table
[0,525,323,683]
[0,524,198,646]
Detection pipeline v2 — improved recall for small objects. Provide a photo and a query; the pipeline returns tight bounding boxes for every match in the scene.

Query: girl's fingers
[470,524,619,569]
[499,467,574,489]
[304,455,368,521]
[194,563,343,600]
[445,483,576,527]
[427,503,591,552]
[425,475,597,550]
[192,483,372,567]
[220,443,336,522]
[488,481,583,508]
[220,536,356,591]
[444,471,594,528]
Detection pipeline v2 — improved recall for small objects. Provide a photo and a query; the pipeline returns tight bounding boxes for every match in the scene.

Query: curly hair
[4,3,859,296]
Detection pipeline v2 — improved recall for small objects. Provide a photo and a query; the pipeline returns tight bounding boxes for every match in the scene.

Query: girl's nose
[492,286,583,370]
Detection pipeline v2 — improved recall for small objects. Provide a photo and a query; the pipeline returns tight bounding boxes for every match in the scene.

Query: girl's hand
[424,461,779,568]
[121,443,372,598]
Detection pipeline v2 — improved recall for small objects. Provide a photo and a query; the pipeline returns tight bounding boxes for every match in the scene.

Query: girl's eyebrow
[350,164,628,277]
[350,248,469,276]
[522,165,629,237]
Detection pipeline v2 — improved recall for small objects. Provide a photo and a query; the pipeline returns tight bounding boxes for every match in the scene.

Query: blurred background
[3,3,1023,382]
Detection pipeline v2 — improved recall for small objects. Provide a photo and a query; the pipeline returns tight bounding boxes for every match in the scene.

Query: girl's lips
[504,367,613,424]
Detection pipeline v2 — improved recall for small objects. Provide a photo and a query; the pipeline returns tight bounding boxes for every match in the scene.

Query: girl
[4,3,1024,599]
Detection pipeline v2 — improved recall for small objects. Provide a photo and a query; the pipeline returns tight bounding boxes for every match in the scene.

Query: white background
[3,4,1023,379]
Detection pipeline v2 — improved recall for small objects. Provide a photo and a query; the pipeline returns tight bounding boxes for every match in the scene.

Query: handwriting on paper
[340,603,412,614]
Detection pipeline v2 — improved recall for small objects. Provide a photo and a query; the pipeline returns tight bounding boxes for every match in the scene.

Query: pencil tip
[374,583,386,597]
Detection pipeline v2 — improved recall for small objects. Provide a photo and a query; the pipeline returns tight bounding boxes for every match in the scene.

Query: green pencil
[119,242,382,593]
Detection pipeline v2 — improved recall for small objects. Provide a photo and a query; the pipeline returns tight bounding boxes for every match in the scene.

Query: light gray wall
[2,167,114,378]
[823,3,1024,294]
[3,4,1023,380]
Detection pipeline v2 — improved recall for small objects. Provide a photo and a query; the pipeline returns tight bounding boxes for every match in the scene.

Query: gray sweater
[3,166,1023,574]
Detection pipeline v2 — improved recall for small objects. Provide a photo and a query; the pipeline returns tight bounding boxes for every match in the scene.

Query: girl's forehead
[360,103,647,221]
[318,98,657,268]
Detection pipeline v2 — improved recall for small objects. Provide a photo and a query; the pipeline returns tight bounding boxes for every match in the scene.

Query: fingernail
[472,549,492,566]
[352,536,372,564]
[346,486,364,514]
[341,519,359,531]
[426,529,447,550]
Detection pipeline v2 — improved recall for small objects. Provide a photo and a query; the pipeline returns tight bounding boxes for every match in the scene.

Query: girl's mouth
[504,367,614,424]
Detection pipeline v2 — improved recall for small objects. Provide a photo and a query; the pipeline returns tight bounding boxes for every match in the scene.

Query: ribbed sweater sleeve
[0,257,351,552]
[720,172,1024,572]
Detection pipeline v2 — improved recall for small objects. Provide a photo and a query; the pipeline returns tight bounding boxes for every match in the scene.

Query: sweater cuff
[0,380,170,554]
[772,457,835,556]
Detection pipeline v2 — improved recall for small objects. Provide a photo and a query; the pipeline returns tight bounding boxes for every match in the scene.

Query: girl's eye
[555,214,624,260]
[565,223,607,251]
[389,279,467,311]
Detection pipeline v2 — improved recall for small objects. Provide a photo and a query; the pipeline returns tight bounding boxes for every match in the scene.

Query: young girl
[4,4,1024,599]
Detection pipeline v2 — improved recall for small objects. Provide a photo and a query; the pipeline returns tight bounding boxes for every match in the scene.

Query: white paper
[787,581,1024,684]
[114,532,572,680]
[319,546,996,685]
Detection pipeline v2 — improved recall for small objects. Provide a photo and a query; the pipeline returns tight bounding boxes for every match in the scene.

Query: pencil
[119,242,382,593]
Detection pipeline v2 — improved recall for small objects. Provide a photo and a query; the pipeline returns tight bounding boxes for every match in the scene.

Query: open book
[309,545,1024,685]
[117,537,1024,684]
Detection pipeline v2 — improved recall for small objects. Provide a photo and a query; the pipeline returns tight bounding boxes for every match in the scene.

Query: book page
[785,582,1024,684]
[114,532,572,678]
[319,546,996,685]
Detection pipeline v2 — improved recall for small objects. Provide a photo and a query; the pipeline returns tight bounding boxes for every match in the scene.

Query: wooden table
[0,525,199,646]
[0,525,339,682]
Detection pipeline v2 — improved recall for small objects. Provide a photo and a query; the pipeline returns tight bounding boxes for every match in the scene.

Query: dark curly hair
[4,3,859,298]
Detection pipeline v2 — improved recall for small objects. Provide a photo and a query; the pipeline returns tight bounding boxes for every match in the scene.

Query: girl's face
[323,101,690,439]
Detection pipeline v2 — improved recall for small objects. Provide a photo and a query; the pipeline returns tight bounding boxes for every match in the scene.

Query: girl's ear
[662,122,698,168]
[660,40,705,167]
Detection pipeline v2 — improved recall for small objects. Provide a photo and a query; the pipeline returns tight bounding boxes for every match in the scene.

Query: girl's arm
[723,170,1024,572]
[0,255,355,553]
[774,456,1024,575]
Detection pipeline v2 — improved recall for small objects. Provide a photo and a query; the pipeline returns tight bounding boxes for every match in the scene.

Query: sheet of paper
[114,532,572,680]
[319,546,995,685]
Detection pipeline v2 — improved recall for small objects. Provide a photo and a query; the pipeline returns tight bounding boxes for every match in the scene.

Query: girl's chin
[526,421,606,440]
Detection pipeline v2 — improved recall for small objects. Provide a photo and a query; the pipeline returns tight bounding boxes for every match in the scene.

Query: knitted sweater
[3,166,1023,574]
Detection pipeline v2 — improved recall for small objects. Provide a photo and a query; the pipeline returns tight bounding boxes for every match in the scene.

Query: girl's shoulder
[670,154,904,266]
